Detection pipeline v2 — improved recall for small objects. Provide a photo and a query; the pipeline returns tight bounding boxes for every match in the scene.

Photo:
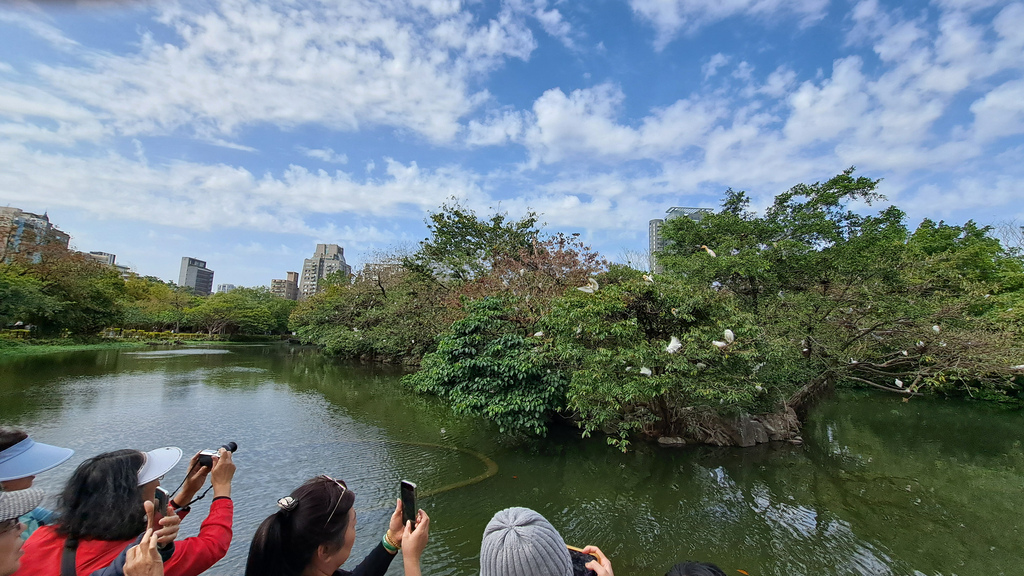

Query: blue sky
[1,0,1022,287]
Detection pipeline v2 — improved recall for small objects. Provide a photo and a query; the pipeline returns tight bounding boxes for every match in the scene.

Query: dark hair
[245,476,356,576]
[56,449,147,541]
[0,429,28,452]
[666,562,727,576]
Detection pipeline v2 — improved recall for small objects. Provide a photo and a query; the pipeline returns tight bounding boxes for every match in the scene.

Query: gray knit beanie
[480,507,572,576]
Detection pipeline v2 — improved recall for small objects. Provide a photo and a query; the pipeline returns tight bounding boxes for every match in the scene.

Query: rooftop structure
[270,271,299,301]
[649,206,714,273]
[84,251,132,278]
[179,257,215,296]
[0,207,71,263]
[299,244,351,299]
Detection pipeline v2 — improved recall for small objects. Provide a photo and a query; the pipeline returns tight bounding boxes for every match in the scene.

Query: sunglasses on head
[318,475,350,527]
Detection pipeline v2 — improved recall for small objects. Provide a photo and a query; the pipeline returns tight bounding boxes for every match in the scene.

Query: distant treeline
[0,241,295,338]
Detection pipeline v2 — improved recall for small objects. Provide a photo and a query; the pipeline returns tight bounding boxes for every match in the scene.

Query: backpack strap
[61,539,77,576]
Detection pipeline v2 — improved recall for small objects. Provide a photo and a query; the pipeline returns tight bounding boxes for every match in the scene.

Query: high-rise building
[179,257,215,296]
[649,207,713,273]
[299,244,351,299]
[216,284,236,294]
[0,207,70,263]
[271,271,299,301]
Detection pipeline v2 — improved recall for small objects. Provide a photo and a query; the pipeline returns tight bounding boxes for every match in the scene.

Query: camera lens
[222,442,238,452]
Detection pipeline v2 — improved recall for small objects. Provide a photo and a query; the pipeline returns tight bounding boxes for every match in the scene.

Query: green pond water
[0,344,1021,576]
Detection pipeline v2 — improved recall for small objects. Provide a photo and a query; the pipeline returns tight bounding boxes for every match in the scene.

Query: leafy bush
[403,297,566,436]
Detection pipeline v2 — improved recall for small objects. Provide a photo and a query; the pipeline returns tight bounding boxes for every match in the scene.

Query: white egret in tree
[665,336,682,354]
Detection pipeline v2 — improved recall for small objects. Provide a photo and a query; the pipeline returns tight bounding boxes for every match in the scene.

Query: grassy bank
[0,338,149,358]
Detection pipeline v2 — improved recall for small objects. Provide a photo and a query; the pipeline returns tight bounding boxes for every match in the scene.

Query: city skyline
[1,0,1022,286]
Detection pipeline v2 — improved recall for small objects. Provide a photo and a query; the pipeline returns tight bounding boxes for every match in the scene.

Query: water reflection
[0,346,1021,576]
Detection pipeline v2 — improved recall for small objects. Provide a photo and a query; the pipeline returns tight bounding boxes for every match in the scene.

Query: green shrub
[403,297,566,436]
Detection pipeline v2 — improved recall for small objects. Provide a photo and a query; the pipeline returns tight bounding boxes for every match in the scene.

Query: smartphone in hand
[567,545,598,576]
[400,480,417,526]
[154,486,170,520]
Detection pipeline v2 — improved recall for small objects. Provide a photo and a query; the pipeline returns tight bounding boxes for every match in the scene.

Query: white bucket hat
[137,447,182,485]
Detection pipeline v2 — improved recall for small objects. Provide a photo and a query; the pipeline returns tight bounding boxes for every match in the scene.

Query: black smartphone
[154,486,170,518]
[567,547,598,576]
[400,480,417,525]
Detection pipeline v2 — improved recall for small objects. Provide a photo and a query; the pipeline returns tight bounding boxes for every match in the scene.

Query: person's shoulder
[22,522,59,544]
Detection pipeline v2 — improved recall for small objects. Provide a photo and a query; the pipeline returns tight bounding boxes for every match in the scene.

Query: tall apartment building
[216,284,236,294]
[649,207,713,273]
[271,271,299,301]
[0,207,70,263]
[178,257,215,296]
[299,244,351,299]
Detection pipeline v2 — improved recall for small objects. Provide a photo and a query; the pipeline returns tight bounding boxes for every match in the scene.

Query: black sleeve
[335,542,397,576]
[85,538,176,576]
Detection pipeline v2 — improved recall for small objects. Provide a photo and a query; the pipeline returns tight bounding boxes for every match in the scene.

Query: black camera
[197,441,237,468]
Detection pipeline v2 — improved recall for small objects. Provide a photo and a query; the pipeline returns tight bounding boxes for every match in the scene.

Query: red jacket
[14,497,233,576]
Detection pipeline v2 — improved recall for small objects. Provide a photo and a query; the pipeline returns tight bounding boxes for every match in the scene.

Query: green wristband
[381,534,399,553]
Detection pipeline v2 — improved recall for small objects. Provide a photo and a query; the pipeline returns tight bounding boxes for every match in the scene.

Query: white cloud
[465,109,528,146]
[0,142,484,235]
[759,66,798,98]
[702,53,729,79]
[784,56,870,146]
[628,0,829,49]
[494,0,1024,192]
[0,7,79,51]
[531,5,574,49]
[301,147,349,164]
[503,0,577,49]
[521,83,723,164]
[900,175,1024,216]
[970,79,1024,141]
[0,82,106,145]
[24,0,537,144]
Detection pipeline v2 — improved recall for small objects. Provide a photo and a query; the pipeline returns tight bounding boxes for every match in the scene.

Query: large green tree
[658,169,1024,401]
[404,200,540,283]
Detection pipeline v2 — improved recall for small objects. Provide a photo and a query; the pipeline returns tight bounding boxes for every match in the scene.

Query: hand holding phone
[567,546,598,576]
[153,487,169,521]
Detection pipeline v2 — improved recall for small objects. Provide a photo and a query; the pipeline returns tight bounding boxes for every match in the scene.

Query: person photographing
[245,475,430,576]
[14,445,235,576]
